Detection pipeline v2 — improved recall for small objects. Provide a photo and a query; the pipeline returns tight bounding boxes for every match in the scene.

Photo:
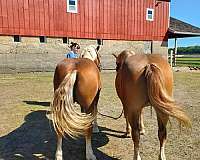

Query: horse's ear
[112,53,118,59]
[96,45,101,52]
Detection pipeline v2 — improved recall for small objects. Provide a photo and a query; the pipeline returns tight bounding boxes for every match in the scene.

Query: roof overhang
[169,17,200,39]
[168,29,200,39]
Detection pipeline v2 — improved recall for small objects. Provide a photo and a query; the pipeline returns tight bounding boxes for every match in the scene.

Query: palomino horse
[51,45,101,160]
[113,50,191,160]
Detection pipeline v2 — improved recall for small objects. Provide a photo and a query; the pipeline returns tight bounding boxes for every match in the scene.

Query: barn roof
[168,17,200,39]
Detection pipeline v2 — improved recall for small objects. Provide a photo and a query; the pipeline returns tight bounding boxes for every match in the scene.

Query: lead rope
[97,109,124,120]
[97,69,124,120]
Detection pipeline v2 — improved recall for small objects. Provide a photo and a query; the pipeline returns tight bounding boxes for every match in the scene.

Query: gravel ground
[0,69,199,160]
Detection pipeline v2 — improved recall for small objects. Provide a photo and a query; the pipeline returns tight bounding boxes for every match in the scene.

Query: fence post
[170,50,173,67]
[173,38,177,66]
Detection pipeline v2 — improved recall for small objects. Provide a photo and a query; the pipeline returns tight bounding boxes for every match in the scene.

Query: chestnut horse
[51,45,101,160]
[113,50,191,160]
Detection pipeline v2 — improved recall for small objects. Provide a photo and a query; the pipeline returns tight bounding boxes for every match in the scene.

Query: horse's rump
[119,54,191,127]
[54,58,100,91]
[145,63,191,127]
[51,70,97,139]
[51,58,100,138]
[114,52,191,159]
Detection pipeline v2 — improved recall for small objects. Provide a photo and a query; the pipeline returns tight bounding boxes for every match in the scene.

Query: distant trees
[168,45,200,55]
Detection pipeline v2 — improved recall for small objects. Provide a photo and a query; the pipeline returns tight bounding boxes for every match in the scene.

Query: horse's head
[113,50,135,71]
[80,45,102,70]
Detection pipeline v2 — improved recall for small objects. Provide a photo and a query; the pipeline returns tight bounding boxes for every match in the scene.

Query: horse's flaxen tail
[145,64,191,128]
[51,70,97,139]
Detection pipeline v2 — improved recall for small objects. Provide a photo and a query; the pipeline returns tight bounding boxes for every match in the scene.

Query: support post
[170,50,173,67]
[173,38,177,66]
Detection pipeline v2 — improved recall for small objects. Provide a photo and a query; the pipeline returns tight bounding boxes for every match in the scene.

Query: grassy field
[176,57,200,67]
[0,71,200,160]
[168,55,200,67]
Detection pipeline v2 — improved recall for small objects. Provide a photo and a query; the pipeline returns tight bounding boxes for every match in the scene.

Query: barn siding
[0,0,169,41]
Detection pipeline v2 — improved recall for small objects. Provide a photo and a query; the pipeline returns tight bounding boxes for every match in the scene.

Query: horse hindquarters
[51,70,97,160]
[145,63,191,160]
[145,63,191,127]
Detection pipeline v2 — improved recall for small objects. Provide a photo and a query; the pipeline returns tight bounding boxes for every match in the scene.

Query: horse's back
[125,54,172,84]
[125,54,170,73]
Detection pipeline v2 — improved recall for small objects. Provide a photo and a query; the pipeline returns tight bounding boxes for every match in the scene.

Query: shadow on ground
[23,100,50,107]
[0,110,119,160]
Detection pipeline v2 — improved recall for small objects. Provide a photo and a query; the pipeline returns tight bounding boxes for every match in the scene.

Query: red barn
[0,0,171,72]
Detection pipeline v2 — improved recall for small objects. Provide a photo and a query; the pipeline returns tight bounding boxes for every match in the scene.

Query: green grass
[176,57,200,61]
[169,57,200,67]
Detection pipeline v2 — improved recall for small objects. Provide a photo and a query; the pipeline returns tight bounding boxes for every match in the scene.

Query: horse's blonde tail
[51,70,97,139]
[145,64,191,128]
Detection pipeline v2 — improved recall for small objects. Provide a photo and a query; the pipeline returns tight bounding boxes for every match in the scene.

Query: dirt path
[0,71,199,160]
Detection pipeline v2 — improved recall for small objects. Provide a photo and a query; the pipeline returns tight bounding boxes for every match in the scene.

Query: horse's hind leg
[92,117,99,133]
[139,107,145,135]
[130,113,141,160]
[125,114,131,137]
[82,106,99,133]
[81,107,97,159]
[92,90,100,133]
[85,127,97,160]
[127,108,145,137]
[81,106,99,133]
[85,90,100,160]
[55,134,63,160]
[157,113,169,160]
[124,108,145,138]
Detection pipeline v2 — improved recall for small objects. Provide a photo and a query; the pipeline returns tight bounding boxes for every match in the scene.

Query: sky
[168,0,200,48]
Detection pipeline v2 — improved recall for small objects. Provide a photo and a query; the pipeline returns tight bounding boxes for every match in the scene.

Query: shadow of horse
[99,126,129,139]
[0,110,119,160]
[23,101,50,107]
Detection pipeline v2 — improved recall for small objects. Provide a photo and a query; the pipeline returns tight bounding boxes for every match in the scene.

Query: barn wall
[0,36,168,73]
[152,41,168,59]
[0,0,169,41]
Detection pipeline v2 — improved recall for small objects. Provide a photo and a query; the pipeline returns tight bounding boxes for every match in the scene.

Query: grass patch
[175,57,200,67]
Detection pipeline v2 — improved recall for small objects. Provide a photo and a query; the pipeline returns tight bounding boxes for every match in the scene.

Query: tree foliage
[168,45,200,55]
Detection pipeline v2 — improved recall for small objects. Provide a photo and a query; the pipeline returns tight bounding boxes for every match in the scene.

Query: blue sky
[168,0,200,48]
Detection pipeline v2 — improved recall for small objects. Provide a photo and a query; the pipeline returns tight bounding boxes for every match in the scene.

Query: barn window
[63,37,69,44]
[40,36,47,43]
[97,39,103,45]
[67,0,78,13]
[146,8,154,21]
[13,35,21,42]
